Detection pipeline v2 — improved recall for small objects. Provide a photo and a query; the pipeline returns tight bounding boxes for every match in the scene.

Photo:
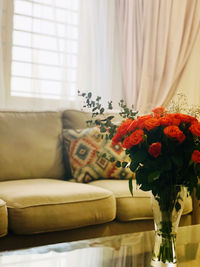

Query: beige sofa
[0,110,198,251]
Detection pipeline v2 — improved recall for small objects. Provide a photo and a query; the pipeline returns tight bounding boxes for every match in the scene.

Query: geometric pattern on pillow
[63,127,133,183]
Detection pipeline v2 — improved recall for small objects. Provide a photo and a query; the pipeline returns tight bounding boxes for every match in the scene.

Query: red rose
[129,129,144,145]
[152,107,165,118]
[127,119,139,132]
[165,114,181,126]
[178,114,198,124]
[122,129,144,149]
[122,136,132,149]
[164,126,186,143]
[159,117,172,126]
[112,133,121,146]
[192,150,200,163]
[189,122,200,137]
[148,142,162,158]
[117,118,133,135]
[144,118,160,131]
[112,118,134,145]
[138,114,152,129]
[178,133,186,143]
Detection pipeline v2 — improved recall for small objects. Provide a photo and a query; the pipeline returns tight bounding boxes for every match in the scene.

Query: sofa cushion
[62,110,123,178]
[0,111,65,181]
[63,127,133,183]
[89,180,193,221]
[0,199,8,237]
[0,179,116,235]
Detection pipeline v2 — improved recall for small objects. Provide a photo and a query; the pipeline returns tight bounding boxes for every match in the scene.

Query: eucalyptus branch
[78,90,138,140]
[78,90,138,168]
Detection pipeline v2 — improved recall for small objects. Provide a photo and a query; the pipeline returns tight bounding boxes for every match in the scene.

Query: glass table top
[0,224,200,267]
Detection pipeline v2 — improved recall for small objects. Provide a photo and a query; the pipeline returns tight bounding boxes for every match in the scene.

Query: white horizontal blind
[11,0,79,100]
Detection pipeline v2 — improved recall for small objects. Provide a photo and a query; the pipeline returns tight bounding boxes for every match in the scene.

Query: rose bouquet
[111,106,200,264]
[112,107,200,195]
[80,92,200,264]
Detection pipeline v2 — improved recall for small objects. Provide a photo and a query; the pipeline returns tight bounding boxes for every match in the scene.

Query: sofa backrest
[0,111,65,181]
[62,109,122,129]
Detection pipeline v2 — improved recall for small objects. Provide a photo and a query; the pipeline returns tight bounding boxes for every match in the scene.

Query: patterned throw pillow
[63,127,133,183]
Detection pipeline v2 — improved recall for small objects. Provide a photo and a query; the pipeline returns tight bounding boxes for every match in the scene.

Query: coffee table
[0,224,200,267]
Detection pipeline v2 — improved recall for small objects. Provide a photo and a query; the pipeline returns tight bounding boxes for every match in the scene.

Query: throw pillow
[63,127,133,183]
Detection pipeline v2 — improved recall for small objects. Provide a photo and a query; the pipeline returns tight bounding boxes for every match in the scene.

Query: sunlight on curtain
[1,0,81,110]
[116,0,200,114]
[11,0,79,100]
[176,31,200,106]
[0,0,6,107]
[77,0,124,109]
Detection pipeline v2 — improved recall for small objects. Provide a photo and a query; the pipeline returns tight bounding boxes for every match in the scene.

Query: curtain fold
[0,0,5,108]
[116,0,200,114]
[77,0,124,108]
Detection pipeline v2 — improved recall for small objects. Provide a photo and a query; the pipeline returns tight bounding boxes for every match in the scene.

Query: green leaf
[139,184,151,191]
[88,92,92,98]
[133,150,147,163]
[122,161,128,168]
[92,107,98,112]
[162,158,172,172]
[108,101,113,110]
[130,161,138,172]
[115,161,121,167]
[129,177,133,196]
[100,126,106,133]
[171,155,183,168]
[102,153,106,158]
[109,157,115,162]
[96,96,101,101]
[94,119,101,125]
[100,108,105,114]
[148,171,160,183]
[135,168,148,186]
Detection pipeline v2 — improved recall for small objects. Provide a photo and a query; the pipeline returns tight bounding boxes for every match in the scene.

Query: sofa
[0,109,199,251]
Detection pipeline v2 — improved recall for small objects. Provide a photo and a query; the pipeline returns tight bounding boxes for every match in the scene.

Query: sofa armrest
[0,199,8,237]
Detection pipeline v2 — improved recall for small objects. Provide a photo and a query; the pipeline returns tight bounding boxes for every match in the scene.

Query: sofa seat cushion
[0,199,8,237]
[89,180,193,222]
[0,179,116,235]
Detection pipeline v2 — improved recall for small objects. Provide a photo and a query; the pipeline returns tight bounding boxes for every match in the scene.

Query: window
[2,0,80,107]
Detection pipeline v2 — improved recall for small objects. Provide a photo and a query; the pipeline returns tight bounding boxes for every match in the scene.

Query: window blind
[10,0,79,100]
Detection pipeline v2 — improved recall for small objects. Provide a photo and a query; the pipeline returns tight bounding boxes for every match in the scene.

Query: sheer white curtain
[77,0,124,107]
[116,0,200,114]
[0,0,5,108]
[176,31,200,106]
[1,0,84,110]
[0,0,124,110]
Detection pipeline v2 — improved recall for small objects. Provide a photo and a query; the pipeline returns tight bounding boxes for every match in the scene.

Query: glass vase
[151,186,187,266]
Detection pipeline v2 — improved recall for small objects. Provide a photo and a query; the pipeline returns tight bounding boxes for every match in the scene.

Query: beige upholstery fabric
[89,180,193,221]
[0,111,65,180]
[62,109,122,129]
[62,110,92,129]
[0,199,8,237]
[0,179,116,235]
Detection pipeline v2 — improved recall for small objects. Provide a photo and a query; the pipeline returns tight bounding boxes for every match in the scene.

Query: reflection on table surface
[0,224,200,267]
